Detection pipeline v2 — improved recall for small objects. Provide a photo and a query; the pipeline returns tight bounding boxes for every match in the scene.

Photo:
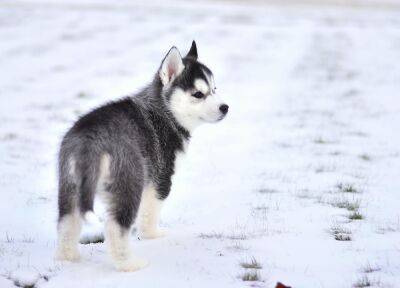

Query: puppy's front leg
[138,184,166,239]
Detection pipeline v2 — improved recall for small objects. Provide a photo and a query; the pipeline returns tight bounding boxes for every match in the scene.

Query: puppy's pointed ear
[159,46,184,86]
[186,40,198,60]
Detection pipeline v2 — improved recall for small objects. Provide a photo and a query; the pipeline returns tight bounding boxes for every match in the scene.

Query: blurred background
[1,1,400,287]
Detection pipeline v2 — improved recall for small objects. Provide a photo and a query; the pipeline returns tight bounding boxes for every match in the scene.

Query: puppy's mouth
[199,113,227,123]
[217,114,227,121]
[199,116,224,123]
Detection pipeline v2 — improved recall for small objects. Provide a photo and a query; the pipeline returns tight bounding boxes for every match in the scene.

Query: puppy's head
[159,41,228,132]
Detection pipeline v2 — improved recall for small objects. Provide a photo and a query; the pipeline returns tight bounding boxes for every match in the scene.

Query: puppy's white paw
[115,257,149,272]
[141,229,167,239]
[55,248,81,262]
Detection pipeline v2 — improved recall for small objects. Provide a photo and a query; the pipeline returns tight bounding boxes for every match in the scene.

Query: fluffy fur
[56,41,228,271]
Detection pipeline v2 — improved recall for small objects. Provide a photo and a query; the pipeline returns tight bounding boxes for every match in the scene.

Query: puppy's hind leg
[105,218,148,272]
[56,210,82,262]
[104,163,148,272]
[56,158,82,262]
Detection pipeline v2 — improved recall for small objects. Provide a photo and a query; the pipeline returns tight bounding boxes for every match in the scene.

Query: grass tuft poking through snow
[199,231,248,241]
[5,233,14,243]
[21,237,34,244]
[257,188,279,194]
[348,211,364,220]
[314,137,332,144]
[241,270,261,282]
[362,263,381,274]
[376,221,400,234]
[76,92,88,98]
[331,225,352,241]
[329,198,361,211]
[240,257,262,269]
[227,232,248,241]
[227,241,249,252]
[359,154,372,161]
[14,281,35,288]
[239,257,263,282]
[337,183,359,193]
[334,234,352,241]
[198,232,224,240]
[353,275,375,287]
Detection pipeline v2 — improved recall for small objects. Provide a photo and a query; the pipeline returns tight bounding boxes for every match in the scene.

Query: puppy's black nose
[219,104,229,115]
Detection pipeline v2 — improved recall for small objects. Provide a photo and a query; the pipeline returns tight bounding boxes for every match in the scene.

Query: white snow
[1,0,400,287]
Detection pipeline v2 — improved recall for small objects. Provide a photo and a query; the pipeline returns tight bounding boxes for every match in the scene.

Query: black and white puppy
[55,41,228,271]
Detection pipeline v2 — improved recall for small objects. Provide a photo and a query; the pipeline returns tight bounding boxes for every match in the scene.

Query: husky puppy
[56,41,229,271]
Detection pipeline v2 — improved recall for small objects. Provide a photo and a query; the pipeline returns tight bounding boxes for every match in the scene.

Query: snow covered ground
[1,1,400,287]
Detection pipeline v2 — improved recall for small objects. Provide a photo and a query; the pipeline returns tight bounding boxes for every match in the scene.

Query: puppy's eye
[192,91,204,99]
